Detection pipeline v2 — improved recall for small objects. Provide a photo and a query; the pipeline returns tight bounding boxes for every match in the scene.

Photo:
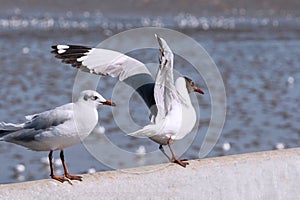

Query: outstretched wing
[51,45,151,81]
[154,35,181,121]
[52,45,157,116]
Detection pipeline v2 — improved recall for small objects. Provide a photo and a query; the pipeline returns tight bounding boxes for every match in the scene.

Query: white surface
[1,148,300,200]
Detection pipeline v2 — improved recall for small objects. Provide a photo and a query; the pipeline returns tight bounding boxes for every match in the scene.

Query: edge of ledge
[1,148,300,199]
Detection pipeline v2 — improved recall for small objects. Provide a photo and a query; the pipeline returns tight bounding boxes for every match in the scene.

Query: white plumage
[52,35,204,167]
[53,45,151,81]
[129,35,204,167]
[0,90,115,183]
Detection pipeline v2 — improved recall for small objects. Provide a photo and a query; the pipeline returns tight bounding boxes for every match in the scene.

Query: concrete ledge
[1,148,300,199]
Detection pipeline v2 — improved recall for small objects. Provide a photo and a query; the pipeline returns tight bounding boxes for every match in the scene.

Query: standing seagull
[0,90,115,183]
[51,35,204,167]
[129,35,204,167]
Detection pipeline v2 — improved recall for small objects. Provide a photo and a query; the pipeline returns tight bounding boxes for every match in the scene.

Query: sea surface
[0,0,300,183]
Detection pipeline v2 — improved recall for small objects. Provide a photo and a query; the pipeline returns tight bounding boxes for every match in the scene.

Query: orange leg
[60,150,82,181]
[49,150,69,183]
[159,145,172,162]
[167,138,189,168]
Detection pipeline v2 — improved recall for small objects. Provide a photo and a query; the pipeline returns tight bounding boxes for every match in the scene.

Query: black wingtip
[51,44,93,69]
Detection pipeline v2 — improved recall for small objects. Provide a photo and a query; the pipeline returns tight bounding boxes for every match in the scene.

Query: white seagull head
[77,90,116,108]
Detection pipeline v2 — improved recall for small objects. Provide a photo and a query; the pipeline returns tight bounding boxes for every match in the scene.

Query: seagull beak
[101,100,116,106]
[193,86,204,95]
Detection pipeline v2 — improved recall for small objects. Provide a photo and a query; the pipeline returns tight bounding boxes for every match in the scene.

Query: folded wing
[0,104,73,143]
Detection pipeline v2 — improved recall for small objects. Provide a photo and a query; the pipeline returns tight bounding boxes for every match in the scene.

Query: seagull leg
[159,145,172,162]
[167,138,189,168]
[60,150,83,181]
[49,150,70,183]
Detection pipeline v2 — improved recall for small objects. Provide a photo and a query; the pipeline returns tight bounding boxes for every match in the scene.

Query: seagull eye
[91,96,98,101]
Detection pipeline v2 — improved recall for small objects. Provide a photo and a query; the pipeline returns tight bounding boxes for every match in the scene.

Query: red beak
[193,87,204,94]
[101,100,116,106]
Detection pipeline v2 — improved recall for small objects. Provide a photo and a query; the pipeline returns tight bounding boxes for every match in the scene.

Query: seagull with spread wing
[0,90,115,183]
[128,35,204,167]
[51,35,204,167]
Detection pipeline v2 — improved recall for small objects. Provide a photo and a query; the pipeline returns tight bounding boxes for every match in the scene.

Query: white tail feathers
[0,122,23,131]
[128,120,166,138]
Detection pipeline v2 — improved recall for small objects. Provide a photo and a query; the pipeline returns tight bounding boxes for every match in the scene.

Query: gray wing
[51,45,151,81]
[154,35,180,121]
[24,103,73,130]
[3,104,73,142]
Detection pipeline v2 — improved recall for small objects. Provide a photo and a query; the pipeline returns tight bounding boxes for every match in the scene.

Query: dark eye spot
[91,96,98,101]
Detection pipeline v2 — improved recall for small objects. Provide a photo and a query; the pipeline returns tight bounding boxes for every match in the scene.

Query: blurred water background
[0,0,299,183]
